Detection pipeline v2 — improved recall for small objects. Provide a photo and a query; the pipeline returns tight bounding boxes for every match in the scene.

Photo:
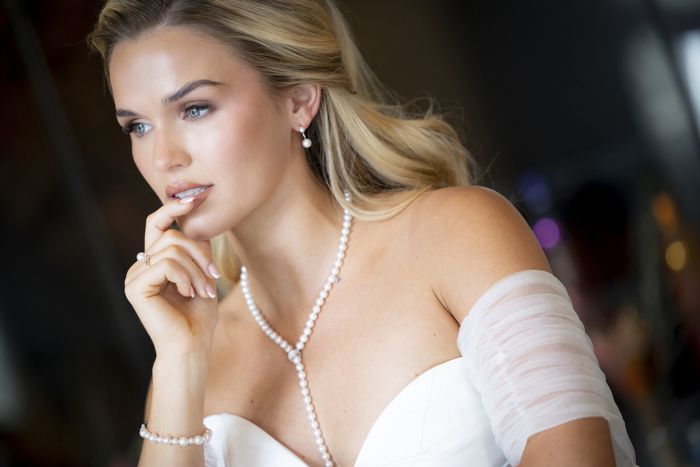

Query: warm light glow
[652,192,679,234]
[533,218,561,249]
[665,240,688,271]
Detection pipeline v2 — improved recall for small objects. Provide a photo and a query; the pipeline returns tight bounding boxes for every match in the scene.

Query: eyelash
[121,103,212,137]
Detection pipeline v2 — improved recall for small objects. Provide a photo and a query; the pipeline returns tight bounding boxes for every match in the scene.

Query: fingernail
[179,197,195,204]
[205,283,216,299]
[190,285,195,298]
[208,262,221,279]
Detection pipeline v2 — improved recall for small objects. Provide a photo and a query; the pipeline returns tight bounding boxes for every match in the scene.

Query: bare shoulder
[407,186,551,324]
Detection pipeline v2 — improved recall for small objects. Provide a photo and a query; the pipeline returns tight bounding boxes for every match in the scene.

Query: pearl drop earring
[300,126,312,148]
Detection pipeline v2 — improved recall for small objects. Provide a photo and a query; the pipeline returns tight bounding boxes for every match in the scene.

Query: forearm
[139,351,211,467]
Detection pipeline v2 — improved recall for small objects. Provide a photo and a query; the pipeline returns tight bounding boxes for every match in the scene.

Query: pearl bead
[318,444,327,453]
[314,429,322,437]
[163,436,171,444]
[299,379,308,388]
[325,461,333,467]
[344,214,351,220]
[340,236,348,244]
[322,452,330,460]
[298,371,307,379]
[303,396,311,403]
[324,283,332,291]
[300,334,308,343]
[303,328,312,336]
[316,437,324,445]
[343,221,351,228]
[188,437,195,444]
[194,435,203,445]
[293,355,302,363]
[341,228,350,235]
[310,313,318,320]
[327,275,336,283]
[306,320,314,328]
[274,336,282,344]
[331,268,340,276]
[295,342,304,351]
[319,290,328,299]
[265,329,272,336]
[334,260,342,268]
[308,413,317,420]
[296,363,304,371]
[337,251,345,259]
[270,332,278,340]
[312,305,321,313]
[311,420,319,428]
[316,298,324,306]
[178,437,188,447]
[305,404,314,412]
[302,388,310,396]
[338,243,347,251]
[246,299,255,306]
[149,434,157,442]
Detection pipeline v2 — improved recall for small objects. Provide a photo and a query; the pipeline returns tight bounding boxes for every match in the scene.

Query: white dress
[203,270,638,466]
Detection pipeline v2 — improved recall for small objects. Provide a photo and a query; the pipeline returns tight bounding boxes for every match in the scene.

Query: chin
[177,217,228,243]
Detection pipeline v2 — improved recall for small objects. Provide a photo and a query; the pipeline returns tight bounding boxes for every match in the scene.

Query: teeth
[174,186,210,199]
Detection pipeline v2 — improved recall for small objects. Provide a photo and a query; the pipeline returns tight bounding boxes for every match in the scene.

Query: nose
[151,128,190,173]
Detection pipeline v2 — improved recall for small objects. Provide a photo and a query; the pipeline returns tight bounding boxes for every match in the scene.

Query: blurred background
[1,0,699,465]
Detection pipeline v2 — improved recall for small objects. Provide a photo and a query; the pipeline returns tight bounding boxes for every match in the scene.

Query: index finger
[144,197,196,250]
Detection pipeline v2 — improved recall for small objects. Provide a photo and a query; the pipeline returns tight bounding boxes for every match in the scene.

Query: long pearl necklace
[239,193,352,467]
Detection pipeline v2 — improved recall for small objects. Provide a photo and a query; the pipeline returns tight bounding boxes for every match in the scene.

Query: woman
[88,1,636,466]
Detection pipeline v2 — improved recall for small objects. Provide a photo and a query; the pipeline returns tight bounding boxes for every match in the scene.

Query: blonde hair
[88,0,477,283]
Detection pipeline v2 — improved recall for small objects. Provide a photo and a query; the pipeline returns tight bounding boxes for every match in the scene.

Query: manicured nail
[208,262,221,279]
[205,283,216,299]
[179,197,195,204]
[189,285,195,298]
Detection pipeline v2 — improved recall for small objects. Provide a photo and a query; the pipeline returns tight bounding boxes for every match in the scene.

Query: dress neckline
[203,356,464,466]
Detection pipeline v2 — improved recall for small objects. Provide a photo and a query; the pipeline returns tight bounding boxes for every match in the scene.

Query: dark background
[1,0,700,465]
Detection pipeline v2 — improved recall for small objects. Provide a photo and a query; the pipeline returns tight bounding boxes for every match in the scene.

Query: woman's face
[109,27,295,241]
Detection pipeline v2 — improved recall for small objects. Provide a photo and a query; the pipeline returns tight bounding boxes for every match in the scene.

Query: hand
[125,198,220,357]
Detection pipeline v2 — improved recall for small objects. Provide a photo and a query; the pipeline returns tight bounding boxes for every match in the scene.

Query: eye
[133,122,153,136]
[185,105,210,119]
[122,122,153,137]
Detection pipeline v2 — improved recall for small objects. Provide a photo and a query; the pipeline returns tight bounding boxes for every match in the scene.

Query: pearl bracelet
[139,422,212,446]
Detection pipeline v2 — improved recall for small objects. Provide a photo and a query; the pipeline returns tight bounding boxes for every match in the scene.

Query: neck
[226,174,348,323]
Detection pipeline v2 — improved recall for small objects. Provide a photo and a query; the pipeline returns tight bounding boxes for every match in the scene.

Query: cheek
[187,100,288,184]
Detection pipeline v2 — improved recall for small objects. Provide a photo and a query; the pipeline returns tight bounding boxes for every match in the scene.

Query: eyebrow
[115,79,225,118]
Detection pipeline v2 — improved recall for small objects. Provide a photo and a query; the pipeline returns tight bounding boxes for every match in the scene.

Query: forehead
[109,26,257,104]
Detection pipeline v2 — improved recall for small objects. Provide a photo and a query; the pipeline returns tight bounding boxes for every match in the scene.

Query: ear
[289,84,322,131]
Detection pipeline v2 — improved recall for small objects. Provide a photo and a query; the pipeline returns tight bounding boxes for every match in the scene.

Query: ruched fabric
[457,269,636,466]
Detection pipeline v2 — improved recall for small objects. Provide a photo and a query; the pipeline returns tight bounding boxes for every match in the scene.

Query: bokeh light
[532,217,561,249]
[665,240,688,271]
[518,170,552,214]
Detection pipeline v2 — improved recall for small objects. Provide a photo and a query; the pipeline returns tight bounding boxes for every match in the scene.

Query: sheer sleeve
[456,269,637,466]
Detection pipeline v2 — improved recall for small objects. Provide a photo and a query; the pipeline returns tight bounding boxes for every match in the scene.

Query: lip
[166,182,214,211]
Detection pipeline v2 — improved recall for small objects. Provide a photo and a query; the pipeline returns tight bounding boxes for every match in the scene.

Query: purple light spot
[533,218,560,249]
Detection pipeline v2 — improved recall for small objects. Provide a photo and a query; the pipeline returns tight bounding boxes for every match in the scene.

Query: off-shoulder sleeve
[457,269,637,466]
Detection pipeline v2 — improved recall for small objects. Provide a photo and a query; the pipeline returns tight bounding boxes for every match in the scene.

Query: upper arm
[418,186,551,324]
[519,417,615,467]
[416,188,620,466]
